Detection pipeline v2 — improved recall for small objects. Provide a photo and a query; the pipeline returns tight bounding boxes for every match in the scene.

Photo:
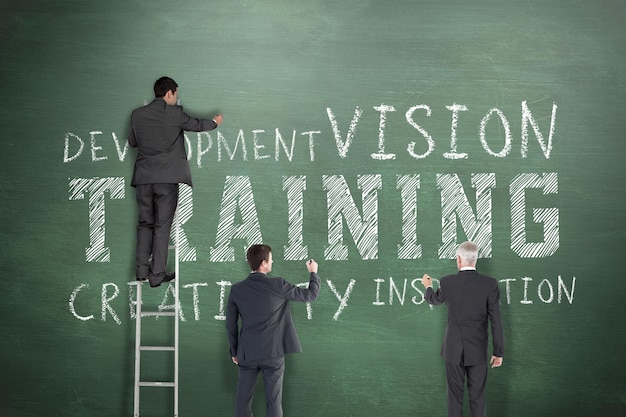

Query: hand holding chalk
[421,274,433,288]
[306,259,318,273]
[213,114,224,126]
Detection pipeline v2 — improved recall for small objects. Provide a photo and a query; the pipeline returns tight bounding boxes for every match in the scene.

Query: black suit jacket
[425,270,504,366]
[128,98,217,187]
[226,272,321,362]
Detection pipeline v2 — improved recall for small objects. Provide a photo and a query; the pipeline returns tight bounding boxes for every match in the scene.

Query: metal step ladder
[133,212,180,416]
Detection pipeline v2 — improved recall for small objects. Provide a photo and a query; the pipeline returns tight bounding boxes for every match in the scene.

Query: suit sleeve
[225,291,239,357]
[488,280,504,357]
[424,286,444,305]
[180,109,218,132]
[128,117,137,147]
[282,272,321,302]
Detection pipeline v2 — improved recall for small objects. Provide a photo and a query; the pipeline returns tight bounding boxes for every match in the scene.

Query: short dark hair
[154,76,178,98]
[246,244,272,271]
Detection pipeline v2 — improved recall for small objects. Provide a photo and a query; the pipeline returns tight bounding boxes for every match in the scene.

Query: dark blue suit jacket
[128,97,217,187]
[226,272,320,362]
[425,270,504,366]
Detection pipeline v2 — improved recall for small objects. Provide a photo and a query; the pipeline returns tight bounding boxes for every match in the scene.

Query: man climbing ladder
[128,75,222,287]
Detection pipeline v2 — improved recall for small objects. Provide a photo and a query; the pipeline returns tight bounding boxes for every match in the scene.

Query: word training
[68,172,559,263]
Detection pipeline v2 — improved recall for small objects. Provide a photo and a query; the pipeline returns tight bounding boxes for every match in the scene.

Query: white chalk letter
[510,173,559,258]
[63,132,85,163]
[371,104,396,160]
[406,105,435,159]
[326,107,363,158]
[327,279,356,321]
[68,177,125,262]
[323,175,381,260]
[437,173,496,259]
[210,176,263,262]
[521,101,558,158]
[213,281,232,320]
[396,174,422,259]
[443,103,469,159]
[101,283,121,325]
[171,184,196,262]
[69,283,95,321]
[479,108,513,158]
[283,176,308,261]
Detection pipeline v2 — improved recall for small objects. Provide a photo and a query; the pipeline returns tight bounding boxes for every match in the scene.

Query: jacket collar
[248,271,268,280]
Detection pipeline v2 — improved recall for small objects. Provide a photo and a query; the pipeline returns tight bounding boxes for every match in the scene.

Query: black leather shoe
[148,272,176,288]
[148,273,164,287]
[136,276,148,281]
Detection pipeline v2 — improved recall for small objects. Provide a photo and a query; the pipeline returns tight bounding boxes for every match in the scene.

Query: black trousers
[445,360,488,417]
[134,183,179,278]
[235,356,285,417]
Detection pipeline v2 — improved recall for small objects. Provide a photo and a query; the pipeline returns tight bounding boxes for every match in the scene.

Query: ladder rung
[138,381,175,388]
[140,346,175,351]
[141,311,176,317]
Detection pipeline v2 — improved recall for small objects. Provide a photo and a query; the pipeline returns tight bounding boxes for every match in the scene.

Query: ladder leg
[133,281,143,416]
[174,208,179,417]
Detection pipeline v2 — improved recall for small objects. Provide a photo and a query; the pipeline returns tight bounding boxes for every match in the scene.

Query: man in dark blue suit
[128,76,223,287]
[226,244,321,417]
[421,241,504,417]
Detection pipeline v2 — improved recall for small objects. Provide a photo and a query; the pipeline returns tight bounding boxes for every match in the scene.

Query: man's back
[427,270,503,366]
[130,99,187,157]
[129,98,217,186]
[421,242,504,417]
[226,271,320,363]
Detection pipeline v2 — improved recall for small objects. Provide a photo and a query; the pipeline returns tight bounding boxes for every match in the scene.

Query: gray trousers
[134,183,178,278]
[235,356,285,417]
[445,361,488,417]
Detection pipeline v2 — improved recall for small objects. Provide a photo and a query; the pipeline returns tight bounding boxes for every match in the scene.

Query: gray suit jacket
[128,98,217,187]
[425,270,504,366]
[226,272,321,362]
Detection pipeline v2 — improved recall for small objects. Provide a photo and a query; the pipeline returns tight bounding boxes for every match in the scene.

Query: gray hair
[456,241,478,265]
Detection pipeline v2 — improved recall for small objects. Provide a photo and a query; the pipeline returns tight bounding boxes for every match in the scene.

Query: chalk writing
[396,175,421,259]
[323,175,381,260]
[62,101,557,163]
[69,173,559,263]
[62,98,568,327]
[438,173,496,259]
[209,176,263,262]
[283,175,308,260]
[510,173,559,258]
[67,275,576,323]
[68,177,125,262]
[326,278,356,321]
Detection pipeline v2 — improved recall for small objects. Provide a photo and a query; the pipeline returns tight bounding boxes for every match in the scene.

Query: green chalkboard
[1,0,625,416]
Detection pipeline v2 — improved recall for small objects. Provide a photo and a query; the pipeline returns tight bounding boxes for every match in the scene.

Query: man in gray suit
[226,244,321,417]
[128,76,223,287]
[421,241,504,417]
